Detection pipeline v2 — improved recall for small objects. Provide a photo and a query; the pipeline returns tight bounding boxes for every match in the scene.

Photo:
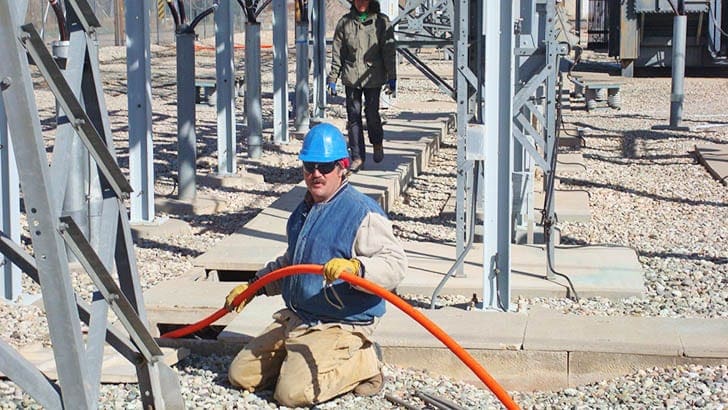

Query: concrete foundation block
[381,347,568,392]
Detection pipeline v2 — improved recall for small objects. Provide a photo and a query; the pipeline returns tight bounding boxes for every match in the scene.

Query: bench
[195,76,245,106]
[569,72,623,112]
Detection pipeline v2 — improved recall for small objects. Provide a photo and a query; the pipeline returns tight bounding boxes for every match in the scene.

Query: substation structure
[0,0,592,407]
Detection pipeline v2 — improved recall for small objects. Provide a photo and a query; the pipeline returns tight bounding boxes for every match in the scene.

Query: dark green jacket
[328,1,396,89]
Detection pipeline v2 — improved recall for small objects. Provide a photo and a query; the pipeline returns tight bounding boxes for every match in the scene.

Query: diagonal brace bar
[513,126,549,170]
[513,64,550,111]
[65,0,102,33]
[398,48,455,99]
[0,231,141,363]
[58,216,163,362]
[0,339,62,409]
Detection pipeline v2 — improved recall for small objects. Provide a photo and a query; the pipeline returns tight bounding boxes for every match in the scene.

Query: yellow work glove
[224,283,252,313]
[323,258,361,283]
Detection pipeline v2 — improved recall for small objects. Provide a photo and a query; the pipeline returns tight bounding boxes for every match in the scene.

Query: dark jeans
[345,86,383,161]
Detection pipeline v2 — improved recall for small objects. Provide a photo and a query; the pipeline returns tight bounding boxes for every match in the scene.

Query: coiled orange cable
[160,264,519,410]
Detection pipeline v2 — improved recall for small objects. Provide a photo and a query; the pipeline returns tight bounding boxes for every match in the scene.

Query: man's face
[303,161,346,203]
[354,0,369,13]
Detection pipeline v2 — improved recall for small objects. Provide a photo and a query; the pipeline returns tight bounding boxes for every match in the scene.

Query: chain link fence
[22,0,253,47]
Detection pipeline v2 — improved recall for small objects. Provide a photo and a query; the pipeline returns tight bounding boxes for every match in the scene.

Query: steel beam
[0,3,94,406]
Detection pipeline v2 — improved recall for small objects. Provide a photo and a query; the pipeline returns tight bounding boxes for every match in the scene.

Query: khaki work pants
[228,309,380,408]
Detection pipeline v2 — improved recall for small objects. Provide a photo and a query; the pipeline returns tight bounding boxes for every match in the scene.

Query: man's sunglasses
[303,161,339,174]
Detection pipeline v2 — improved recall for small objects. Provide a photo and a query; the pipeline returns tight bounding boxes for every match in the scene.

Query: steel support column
[294,0,311,132]
[272,0,289,143]
[215,0,237,175]
[669,14,687,128]
[176,30,197,200]
[126,0,156,222]
[246,22,263,158]
[311,0,327,119]
[481,0,514,310]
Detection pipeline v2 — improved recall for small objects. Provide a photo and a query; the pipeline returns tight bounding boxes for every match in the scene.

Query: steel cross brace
[0,1,184,407]
[59,214,186,410]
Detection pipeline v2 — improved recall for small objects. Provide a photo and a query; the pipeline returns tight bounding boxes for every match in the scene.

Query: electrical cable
[165,0,181,28]
[48,0,68,41]
[189,5,218,32]
[159,264,520,410]
[177,0,187,25]
[542,70,580,302]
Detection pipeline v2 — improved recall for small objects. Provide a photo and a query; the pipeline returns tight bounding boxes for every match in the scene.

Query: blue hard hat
[299,123,349,162]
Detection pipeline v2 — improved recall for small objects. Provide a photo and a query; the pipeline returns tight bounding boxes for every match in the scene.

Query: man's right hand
[327,81,337,96]
[224,283,252,313]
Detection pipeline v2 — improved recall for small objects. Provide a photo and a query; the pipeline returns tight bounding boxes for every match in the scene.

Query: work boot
[353,369,384,397]
[373,144,384,163]
[350,158,364,173]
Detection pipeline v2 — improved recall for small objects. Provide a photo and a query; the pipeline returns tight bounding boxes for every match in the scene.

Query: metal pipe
[246,22,263,158]
[176,31,197,201]
[669,14,687,128]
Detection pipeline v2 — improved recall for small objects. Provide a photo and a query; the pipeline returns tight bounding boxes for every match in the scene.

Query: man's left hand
[386,79,396,95]
[323,258,361,283]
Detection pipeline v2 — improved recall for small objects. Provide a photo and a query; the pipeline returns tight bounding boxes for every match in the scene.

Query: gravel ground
[1,41,727,409]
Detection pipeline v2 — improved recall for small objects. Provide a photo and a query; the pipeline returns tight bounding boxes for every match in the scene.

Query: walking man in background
[225,123,407,407]
[327,0,397,172]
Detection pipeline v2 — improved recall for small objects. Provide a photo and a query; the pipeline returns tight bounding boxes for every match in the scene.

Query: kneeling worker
[225,122,407,407]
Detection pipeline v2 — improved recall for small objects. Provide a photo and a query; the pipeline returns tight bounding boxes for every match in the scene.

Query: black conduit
[49,0,68,41]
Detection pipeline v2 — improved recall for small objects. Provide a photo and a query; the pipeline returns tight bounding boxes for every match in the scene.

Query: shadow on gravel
[560,177,728,208]
[134,237,205,256]
[561,237,727,264]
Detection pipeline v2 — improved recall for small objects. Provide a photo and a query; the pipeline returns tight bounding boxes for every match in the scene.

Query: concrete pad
[192,186,305,272]
[130,217,191,240]
[348,172,400,211]
[220,300,526,350]
[1,342,189,383]
[558,134,584,149]
[556,153,587,173]
[197,171,264,189]
[399,242,644,300]
[382,347,568,391]
[523,307,682,355]
[144,278,241,335]
[154,193,228,215]
[695,143,728,185]
[376,306,526,351]
[672,317,728,358]
[218,295,287,343]
[534,190,591,222]
[569,351,678,387]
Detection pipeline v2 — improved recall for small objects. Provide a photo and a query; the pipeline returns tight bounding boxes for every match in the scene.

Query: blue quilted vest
[282,183,387,325]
